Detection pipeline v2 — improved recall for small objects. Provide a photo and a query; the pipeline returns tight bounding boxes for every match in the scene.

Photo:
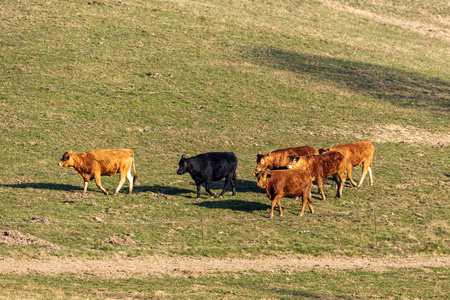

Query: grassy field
[0,0,449,298]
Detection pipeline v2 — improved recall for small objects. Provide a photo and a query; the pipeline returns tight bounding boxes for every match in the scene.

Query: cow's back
[190,152,237,177]
[318,151,345,176]
[269,146,318,169]
[266,169,312,197]
[86,149,134,176]
[299,151,344,178]
[330,141,373,166]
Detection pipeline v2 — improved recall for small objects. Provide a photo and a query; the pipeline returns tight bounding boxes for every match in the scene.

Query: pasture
[0,0,449,298]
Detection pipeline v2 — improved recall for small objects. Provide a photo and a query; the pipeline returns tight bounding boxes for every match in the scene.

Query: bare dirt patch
[105,232,141,246]
[301,123,450,147]
[0,254,448,278]
[320,0,450,43]
[358,124,450,147]
[0,230,61,249]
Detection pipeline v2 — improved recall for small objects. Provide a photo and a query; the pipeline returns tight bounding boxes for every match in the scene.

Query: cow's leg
[332,174,341,198]
[276,196,283,217]
[83,181,89,194]
[368,165,373,186]
[113,171,127,195]
[195,183,202,199]
[299,191,307,216]
[334,173,345,198]
[317,177,326,201]
[230,171,237,196]
[306,187,314,214]
[357,162,370,187]
[94,174,108,195]
[126,165,134,194]
[204,180,216,198]
[300,188,314,216]
[219,175,232,198]
[269,195,282,218]
[347,163,358,187]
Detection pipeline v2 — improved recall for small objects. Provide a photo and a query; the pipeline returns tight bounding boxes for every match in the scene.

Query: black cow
[177,152,238,198]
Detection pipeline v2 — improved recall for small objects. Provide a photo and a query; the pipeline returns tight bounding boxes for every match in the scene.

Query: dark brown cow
[253,169,314,218]
[286,151,346,201]
[319,141,374,187]
[58,149,137,195]
[255,146,318,172]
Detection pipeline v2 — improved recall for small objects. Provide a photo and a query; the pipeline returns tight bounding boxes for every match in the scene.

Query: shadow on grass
[251,47,449,110]
[136,179,260,197]
[135,185,193,195]
[1,182,81,192]
[192,199,270,212]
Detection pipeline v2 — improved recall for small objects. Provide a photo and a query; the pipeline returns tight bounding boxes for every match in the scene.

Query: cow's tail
[131,156,137,184]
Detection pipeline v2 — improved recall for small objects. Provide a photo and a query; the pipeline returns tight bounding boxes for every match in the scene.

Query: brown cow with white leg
[255,146,318,172]
[319,141,374,187]
[253,169,314,218]
[58,149,137,195]
[286,151,346,201]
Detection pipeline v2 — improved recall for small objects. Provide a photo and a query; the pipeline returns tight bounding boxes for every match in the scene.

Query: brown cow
[286,151,346,201]
[319,141,374,187]
[255,146,318,172]
[58,149,137,195]
[253,169,314,218]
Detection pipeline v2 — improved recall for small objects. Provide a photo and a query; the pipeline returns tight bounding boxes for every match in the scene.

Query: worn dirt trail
[0,255,448,278]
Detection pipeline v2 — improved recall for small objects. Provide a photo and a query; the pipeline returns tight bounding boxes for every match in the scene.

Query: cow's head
[58,150,74,168]
[318,147,329,154]
[177,154,189,175]
[253,170,271,188]
[286,156,301,169]
[255,151,271,172]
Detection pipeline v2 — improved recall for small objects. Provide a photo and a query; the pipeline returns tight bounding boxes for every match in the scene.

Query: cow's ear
[181,154,186,159]
[257,151,261,155]
[67,150,72,155]
[252,172,257,177]
[293,156,300,162]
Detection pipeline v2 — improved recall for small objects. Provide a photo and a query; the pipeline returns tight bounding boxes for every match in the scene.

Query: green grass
[0,267,449,299]
[0,0,449,298]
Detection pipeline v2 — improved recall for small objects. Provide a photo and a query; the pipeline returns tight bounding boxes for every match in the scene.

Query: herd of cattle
[58,141,374,218]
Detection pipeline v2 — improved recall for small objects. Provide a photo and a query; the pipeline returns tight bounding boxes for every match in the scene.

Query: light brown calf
[58,149,137,195]
[255,146,318,172]
[319,141,374,187]
[253,169,314,218]
[286,151,346,201]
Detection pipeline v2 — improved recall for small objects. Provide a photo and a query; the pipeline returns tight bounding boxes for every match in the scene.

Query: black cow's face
[177,154,188,175]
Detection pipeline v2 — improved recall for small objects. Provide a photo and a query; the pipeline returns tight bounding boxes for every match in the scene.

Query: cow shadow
[136,179,261,197]
[134,185,193,196]
[1,182,81,192]
[192,199,270,212]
